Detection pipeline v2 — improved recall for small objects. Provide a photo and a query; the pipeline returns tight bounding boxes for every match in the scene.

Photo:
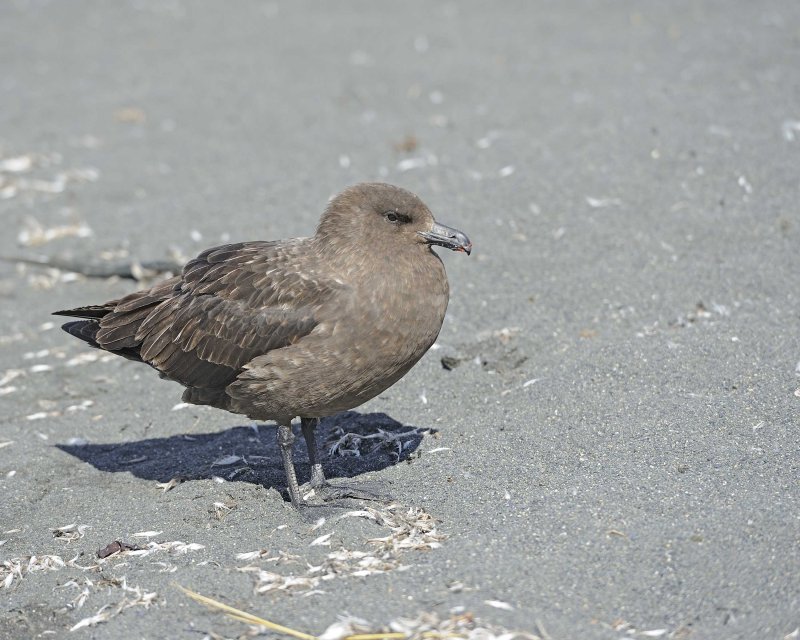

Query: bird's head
[315,183,472,257]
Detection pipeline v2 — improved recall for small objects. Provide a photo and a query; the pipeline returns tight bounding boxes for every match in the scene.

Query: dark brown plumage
[55,183,471,506]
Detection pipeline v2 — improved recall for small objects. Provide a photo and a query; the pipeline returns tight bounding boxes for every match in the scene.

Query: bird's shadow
[56,411,429,495]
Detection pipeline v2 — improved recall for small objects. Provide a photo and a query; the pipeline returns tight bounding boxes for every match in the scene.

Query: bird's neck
[312,235,445,291]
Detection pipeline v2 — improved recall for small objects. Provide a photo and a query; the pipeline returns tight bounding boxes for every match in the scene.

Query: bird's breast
[310,253,449,407]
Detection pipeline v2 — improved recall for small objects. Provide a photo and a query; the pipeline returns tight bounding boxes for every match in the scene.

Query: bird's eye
[385,211,411,224]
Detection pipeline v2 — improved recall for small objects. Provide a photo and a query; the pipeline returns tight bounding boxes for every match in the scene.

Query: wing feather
[87,240,343,390]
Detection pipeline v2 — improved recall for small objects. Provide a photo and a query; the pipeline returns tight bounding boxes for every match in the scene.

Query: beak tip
[419,223,472,255]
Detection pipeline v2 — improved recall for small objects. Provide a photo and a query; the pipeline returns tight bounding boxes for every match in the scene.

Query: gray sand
[1,1,798,638]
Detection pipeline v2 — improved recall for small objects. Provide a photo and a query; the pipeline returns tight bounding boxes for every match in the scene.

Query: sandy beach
[1,2,798,638]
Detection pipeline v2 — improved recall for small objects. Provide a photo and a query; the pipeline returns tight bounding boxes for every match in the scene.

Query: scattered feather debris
[737,175,753,194]
[485,599,514,611]
[0,369,23,389]
[607,619,686,637]
[212,454,243,466]
[585,196,622,208]
[498,165,515,177]
[56,578,92,614]
[310,517,327,532]
[52,523,92,544]
[326,425,427,460]
[65,400,93,413]
[211,501,236,520]
[69,578,157,631]
[97,541,143,559]
[782,120,800,141]
[476,130,500,149]
[396,157,427,172]
[237,503,446,596]
[236,549,278,562]
[17,217,94,247]
[95,539,203,560]
[0,155,35,173]
[0,151,98,201]
[310,533,334,547]
[179,584,539,639]
[155,477,184,493]
[0,554,65,589]
[65,352,115,367]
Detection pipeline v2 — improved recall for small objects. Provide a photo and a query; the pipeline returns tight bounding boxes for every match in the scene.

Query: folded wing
[55,241,342,391]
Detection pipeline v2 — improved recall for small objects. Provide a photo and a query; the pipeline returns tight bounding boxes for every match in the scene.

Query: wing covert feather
[97,240,343,389]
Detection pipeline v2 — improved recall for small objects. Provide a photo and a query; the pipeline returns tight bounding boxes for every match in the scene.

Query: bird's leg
[300,417,327,488]
[299,416,390,504]
[277,422,302,507]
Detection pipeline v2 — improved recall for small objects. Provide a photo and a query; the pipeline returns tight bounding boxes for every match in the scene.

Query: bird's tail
[54,299,150,361]
[53,304,116,320]
[54,303,116,350]
[60,319,103,348]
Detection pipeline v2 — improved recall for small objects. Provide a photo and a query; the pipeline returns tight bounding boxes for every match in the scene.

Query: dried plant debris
[236,503,445,596]
[440,327,527,373]
[180,585,539,639]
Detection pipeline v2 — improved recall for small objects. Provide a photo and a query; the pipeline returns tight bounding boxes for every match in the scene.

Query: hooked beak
[418,222,472,255]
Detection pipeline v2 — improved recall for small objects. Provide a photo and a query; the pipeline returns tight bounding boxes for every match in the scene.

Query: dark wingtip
[60,320,101,346]
[53,305,113,319]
